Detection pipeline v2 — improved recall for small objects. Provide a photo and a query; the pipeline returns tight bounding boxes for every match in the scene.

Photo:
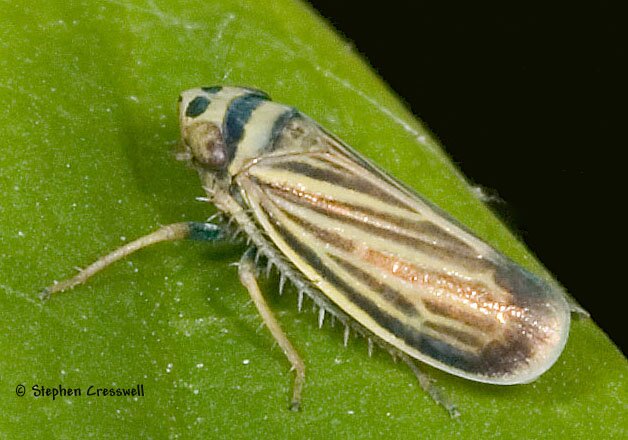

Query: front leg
[41,222,224,300]
[237,249,306,411]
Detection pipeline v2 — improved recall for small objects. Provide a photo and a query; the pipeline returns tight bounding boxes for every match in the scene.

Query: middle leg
[237,249,306,411]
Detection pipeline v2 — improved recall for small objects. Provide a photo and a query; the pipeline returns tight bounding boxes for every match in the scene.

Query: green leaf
[1,1,625,438]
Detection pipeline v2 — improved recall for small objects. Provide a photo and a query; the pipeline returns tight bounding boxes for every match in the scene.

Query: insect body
[43,86,572,415]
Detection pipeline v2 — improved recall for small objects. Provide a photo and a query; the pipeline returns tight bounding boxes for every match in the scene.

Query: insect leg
[41,222,224,300]
[565,295,589,317]
[401,355,460,418]
[237,248,305,411]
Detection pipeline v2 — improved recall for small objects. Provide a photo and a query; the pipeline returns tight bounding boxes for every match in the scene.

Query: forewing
[234,118,569,384]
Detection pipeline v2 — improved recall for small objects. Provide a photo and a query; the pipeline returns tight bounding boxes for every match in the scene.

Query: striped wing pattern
[237,146,549,380]
[177,86,569,384]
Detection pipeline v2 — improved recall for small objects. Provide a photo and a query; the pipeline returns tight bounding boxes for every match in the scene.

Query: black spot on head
[177,95,183,103]
[186,96,210,118]
[201,86,222,94]
[243,87,270,100]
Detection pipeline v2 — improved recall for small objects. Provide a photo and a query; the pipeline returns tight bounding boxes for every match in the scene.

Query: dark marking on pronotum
[267,109,300,152]
[186,96,210,118]
[223,94,268,162]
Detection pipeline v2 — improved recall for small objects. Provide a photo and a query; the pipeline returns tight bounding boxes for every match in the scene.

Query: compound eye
[186,122,228,170]
[201,132,228,169]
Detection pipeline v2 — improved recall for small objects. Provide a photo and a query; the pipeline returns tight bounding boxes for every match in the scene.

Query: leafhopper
[43,86,574,416]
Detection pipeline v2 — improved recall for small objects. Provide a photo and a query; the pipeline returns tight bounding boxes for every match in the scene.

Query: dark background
[307,1,625,352]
